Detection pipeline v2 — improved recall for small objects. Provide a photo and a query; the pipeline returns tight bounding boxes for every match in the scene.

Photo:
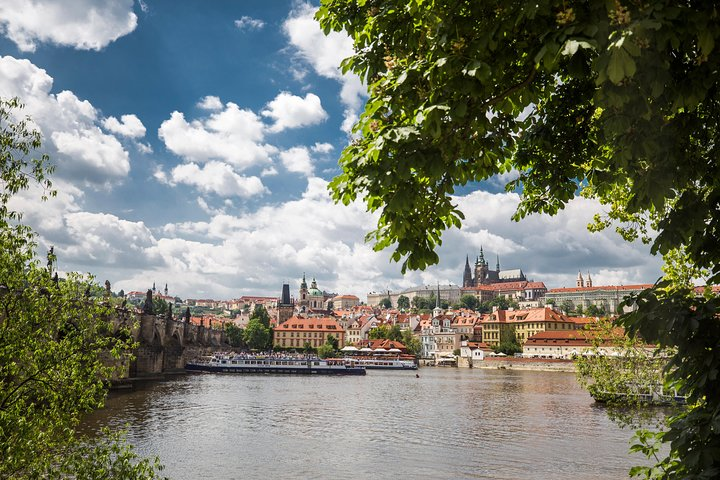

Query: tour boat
[185,353,366,375]
[345,357,418,370]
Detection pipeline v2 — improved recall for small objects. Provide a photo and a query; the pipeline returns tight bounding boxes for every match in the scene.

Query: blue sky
[0,0,663,300]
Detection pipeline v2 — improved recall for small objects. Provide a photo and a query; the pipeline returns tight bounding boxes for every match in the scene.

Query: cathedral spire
[463,255,473,287]
[496,254,500,272]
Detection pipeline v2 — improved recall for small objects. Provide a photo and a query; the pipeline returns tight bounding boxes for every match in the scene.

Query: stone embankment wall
[472,357,576,372]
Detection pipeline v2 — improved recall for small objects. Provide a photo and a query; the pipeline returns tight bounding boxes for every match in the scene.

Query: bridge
[113,299,228,378]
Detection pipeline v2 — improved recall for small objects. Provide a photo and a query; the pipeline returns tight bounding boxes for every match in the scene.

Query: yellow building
[273,316,345,349]
[479,307,583,346]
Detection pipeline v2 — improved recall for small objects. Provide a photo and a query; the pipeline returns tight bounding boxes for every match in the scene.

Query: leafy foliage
[0,98,164,478]
[397,294,410,309]
[243,318,271,351]
[225,322,246,348]
[318,1,720,474]
[455,294,479,311]
[494,326,522,356]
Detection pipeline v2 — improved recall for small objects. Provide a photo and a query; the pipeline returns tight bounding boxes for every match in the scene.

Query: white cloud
[262,91,328,132]
[0,0,137,52]
[102,114,146,138]
[197,95,223,111]
[311,142,334,154]
[234,16,265,31]
[280,147,313,176]
[284,3,366,134]
[0,56,132,185]
[52,128,130,180]
[136,142,153,154]
[160,161,269,198]
[158,103,276,170]
[261,166,278,177]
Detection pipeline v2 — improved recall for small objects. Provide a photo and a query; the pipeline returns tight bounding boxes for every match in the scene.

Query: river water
[83,368,648,479]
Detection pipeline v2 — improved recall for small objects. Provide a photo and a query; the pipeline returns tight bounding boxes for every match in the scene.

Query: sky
[0,0,664,301]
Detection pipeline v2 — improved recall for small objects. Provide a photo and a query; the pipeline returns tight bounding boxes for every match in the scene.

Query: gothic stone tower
[277,283,294,325]
[474,247,489,285]
[463,255,474,287]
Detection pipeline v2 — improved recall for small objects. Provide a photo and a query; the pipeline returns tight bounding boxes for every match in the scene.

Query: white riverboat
[185,353,366,376]
[346,357,418,370]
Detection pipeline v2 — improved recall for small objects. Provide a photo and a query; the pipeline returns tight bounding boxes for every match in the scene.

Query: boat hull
[185,362,366,376]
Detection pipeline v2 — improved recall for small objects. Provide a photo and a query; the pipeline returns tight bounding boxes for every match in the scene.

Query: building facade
[273,316,345,349]
[544,284,653,314]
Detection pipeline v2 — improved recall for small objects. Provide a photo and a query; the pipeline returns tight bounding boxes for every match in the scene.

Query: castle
[462,247,527,287]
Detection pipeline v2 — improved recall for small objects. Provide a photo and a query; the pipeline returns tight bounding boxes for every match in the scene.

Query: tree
[369,324,389,339]
[250,304,271,328]
[317,343,335,359]
[0,98,163,478]
[317,2,720,475]
[560,300,576,315]
[379,297,392,309]
[457,294,480,311]
[400,329,422,357]
[495,327,522,356]
[326,334,339,350]
[243,318,271,351]
[387,324,403,341]
[397,295,410,309]
[225,323,246,349]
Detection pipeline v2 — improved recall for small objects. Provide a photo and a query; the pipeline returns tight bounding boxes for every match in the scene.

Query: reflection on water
[82,368,648,480]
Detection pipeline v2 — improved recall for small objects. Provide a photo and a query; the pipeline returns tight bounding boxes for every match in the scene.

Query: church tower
[586,271,593,288]
[463,255,474,287]
[277,283,294,325]
[475,246,489,285]
[577,271,585,288]
[299,273,309,309]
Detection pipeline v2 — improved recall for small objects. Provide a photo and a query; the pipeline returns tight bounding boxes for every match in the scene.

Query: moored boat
[185,353,366,375]
[344,357,418,370]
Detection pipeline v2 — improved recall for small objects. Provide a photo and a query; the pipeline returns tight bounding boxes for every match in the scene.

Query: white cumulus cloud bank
[102,114,146,138]
[0,0,137,52]
[283,2,366,134]
[158,102,276,170]
[262,92,328,132]
[157,161,268,198]
[0,55,133,185]
[280,147,314,177]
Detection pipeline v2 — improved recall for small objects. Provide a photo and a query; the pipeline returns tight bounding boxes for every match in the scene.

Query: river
[82,368,649,479]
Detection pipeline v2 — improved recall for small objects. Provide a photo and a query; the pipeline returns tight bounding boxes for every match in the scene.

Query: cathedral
[462,247,527,287]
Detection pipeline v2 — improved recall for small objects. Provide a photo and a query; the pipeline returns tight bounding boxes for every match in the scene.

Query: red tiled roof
[546,284,653,293]
[276,316,341,332]
[462,281,547,292]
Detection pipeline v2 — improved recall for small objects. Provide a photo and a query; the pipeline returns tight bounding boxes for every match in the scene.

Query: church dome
[308,288,323,296]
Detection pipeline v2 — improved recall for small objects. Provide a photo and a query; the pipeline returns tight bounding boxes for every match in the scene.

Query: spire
[479,246,485,263]
[463,255,473,287]
[577,271,584,288]
[164,283,168,296]
[586,271,593,288]
[496,254,500,272]
[436,283,440,308]
[300,273,307,289]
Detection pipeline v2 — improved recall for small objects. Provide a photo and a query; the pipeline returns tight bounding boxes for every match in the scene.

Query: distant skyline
[0,0,663,300]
